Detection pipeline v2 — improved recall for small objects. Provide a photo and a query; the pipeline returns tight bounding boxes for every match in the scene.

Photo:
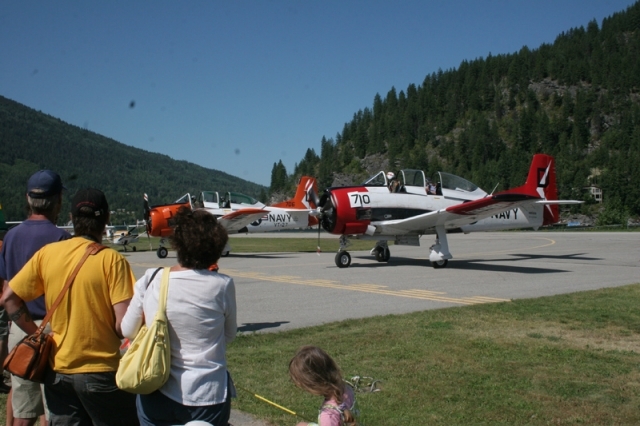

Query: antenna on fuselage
[488,183,499,196]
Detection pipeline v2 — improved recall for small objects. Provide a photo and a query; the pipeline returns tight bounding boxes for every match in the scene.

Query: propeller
[306,186,326,254]
[143,193,152,250]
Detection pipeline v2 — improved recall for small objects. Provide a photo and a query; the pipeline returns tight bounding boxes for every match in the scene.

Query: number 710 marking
[348,192,371,208]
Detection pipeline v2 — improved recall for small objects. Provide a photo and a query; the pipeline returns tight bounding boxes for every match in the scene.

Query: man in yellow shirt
[1,188,137,425]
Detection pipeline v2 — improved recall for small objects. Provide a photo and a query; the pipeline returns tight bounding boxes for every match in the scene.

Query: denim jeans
[44,370,137,426]
[136,390,231,426]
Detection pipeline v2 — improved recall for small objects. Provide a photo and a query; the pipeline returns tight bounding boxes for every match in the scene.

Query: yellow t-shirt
[10,237,135,374]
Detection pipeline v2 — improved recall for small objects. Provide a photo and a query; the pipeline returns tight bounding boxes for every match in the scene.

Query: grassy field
[226,283,640,425]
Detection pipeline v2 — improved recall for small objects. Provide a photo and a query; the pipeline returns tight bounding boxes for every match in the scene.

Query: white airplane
[308,154,582,268]
[145,176,318,258]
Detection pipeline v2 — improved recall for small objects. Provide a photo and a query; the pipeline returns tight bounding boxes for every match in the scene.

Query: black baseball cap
[71,188,109,218]
[27,170,65,198]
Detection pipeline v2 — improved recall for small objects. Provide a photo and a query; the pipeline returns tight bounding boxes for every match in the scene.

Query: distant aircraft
[145,176,318,258]
[308,154,582,268]
[109,226,141,252]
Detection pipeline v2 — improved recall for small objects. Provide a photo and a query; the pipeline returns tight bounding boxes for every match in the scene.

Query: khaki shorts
[8,320,50,419]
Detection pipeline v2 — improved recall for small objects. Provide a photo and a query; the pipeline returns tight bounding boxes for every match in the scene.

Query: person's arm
[224,278,237,344]
[120,274,149,339]
[1,286,37,335]
[113,299,132,339]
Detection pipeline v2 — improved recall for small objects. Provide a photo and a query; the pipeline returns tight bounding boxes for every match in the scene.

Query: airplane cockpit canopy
[438,172,478,192]
[362,169,426,188]
[201,191,219,204]
[399,169,425,187]
[436,172,487,197]
[362,171,388,186]
[226,192,259,206]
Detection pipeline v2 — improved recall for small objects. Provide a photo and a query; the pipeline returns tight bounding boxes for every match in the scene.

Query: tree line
[275,1,640,224]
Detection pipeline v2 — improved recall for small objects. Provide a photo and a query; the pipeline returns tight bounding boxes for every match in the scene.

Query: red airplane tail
[509,154,559,225]
[272,176,318,209]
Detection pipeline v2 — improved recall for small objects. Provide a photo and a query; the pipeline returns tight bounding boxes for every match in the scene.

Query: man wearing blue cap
[0,170,70,426]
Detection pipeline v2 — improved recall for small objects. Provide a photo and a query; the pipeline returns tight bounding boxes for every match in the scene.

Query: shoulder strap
[154,267,171,321]
[37,242,106,333]
[145,267,163,289]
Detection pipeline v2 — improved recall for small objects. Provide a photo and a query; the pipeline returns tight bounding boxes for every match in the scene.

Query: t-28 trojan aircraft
[308,154,581,268]
[145,176,318,258]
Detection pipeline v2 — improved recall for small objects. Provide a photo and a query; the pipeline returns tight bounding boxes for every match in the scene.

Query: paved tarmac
[121,231,640,425]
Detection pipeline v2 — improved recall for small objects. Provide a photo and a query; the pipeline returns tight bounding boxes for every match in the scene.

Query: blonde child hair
[289,346,356,426]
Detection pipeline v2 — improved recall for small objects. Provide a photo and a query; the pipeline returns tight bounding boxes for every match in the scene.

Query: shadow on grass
[238,321,290,332]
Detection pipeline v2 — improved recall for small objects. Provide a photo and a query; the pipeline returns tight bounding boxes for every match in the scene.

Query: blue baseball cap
[27,170,65,198]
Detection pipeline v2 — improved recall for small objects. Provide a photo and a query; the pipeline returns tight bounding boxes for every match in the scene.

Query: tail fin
[272,176,318,209]
[511,154,559,225]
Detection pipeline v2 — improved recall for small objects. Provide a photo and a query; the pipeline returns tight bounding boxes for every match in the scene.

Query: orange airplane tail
[272,176,318,209]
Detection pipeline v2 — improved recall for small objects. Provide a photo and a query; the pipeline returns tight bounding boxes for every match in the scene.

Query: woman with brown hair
[121,207,237,426]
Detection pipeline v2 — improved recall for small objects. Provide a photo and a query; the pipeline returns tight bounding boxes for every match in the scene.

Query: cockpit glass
[202,191,217,203]
[174,194,190,204]
[228,192,258,205]
[363,171,387,186]
[439,172,479,192]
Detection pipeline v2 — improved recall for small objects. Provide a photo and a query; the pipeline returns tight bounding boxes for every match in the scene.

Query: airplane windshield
[400,169,425,187]
[362,171,387,186]
[174,193,191,204]
[439,172,479,192]
[228,192,258,205]
[201,191,218,203]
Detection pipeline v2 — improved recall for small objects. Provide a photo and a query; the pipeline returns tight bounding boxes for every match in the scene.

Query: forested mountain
[0,96,266,222]
[283,2,640,223]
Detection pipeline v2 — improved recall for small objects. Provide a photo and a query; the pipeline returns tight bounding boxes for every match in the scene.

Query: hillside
[288,1,640,222]
[0,96,266,222]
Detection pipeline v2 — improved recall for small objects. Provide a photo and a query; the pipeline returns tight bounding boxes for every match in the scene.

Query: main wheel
[157,247,168,259]
[374,247,385,262]
[132,246,136,252]
[335,251,352,268]
[431,259,448,269]
[383,247,390,262]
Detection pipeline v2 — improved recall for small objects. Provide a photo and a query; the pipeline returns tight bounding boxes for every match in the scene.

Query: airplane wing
[218,208,269,233]
[372,193,549,235]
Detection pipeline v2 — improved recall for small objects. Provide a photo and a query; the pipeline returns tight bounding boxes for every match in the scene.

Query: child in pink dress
[289,346,357,426]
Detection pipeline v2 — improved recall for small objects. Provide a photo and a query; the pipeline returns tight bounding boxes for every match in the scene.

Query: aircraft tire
[335,251,351,268]
[431,259,448,269]
[132,246,136,252]
[383,247,391,262]
[374,247,385,262]
[157,247,168,259]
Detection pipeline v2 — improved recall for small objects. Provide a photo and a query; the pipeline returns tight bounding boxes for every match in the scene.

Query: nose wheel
[335,251,352,268]
[157,247,168,259]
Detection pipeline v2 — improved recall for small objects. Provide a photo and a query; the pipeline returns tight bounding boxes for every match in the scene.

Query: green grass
[227,284,640,425]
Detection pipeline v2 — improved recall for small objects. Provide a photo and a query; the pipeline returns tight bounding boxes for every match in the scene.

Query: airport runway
[122,231,640,333]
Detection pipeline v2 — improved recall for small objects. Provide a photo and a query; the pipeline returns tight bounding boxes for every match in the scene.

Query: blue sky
[1,1,636,185]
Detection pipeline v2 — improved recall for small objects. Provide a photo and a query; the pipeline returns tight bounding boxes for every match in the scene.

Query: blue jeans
[136,390,231,426]
[44,371,137,426]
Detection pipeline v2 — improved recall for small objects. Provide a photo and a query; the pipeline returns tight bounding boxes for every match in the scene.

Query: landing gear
[335,251,351,268]
[372,242,390,262]
[431,259,448,269]
[157,247,168,259]
[429,225,452,268]
[335,235,353,268]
